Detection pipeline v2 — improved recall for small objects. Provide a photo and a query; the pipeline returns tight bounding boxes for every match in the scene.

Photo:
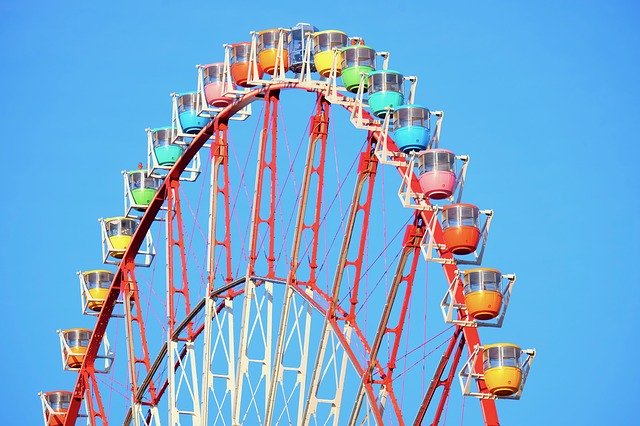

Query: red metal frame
[323,131,384,424]
[412,327,467,425]
[265,94,330,425]
[248,89,279,278]
[121,265,159,416]
[166,178,195,339]
[383,217,426,422]
[83,369,108,425]
[289,94,330,289]
[348,213,425,425]
[62,84,500,426]
[208,121,234,290]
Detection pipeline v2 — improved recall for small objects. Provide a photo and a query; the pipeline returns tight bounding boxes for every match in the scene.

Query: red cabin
[441,203,480,255]
[40,391,72,426]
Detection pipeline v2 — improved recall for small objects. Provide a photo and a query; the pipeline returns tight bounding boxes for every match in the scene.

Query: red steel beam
[431,330,466,425]
[383,216,426,423]
[349,213,424,425]
[166,178,194,338]
[121,265,159,409]
[247,89,279,278]
[296,94,330,288]
[208,121,234,289]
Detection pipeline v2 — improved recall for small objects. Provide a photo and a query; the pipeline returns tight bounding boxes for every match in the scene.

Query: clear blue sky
[1,1,638,425]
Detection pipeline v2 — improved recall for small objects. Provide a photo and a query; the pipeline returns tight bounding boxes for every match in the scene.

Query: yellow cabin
[60,328,91,369]
[483,343,523,397]
[103,217,138,258]
[312,30,349,77]
[461,268,503,321]
[80,270,114,312]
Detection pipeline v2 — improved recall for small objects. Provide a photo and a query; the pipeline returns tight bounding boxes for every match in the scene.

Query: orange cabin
[256,29,290,75]
[230,42,263,87]
[461,268,503,320]
[41,391,72,426]
[441,203,480,255]
[61,328,91,369]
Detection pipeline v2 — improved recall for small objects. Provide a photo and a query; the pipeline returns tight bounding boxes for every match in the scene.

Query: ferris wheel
[39,23,536,426]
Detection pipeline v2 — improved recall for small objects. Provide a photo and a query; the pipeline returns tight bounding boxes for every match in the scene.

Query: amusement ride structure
[39,23,536,426]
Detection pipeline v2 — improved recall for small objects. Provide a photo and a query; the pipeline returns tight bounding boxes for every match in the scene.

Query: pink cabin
[203,63,233,107]
[418,149,456,200]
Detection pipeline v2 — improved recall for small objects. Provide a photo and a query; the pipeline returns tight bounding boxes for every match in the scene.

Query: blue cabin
[152,127,183,166]
[177,92,209,134]
[290,22,318,74]
[393,105,431,153]
[367,70,404,118]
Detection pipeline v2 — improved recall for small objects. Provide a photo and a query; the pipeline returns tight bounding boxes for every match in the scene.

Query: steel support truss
[60,84,506,426]
[232,89,280,424]
[165,177,201,425]
[303,132,381,425]
[265,95,330,425]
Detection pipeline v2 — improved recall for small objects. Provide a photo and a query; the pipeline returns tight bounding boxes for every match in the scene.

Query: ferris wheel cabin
[340,45,376,92]
[418,149,456,199]
[312,30,349,77]
[393,105,430,153]
[127,170,162,209]
[441,203,481,255]
[176,92,208,134]
[40,391,72,426]
[103,217,138,258]
[151,127,183,166]
[367,70,404,118]
[202,62,233,108]
[483,343,526,397]
[461,268,503,320]
[80,270,114,312]
[290,23,318,74]
[257,28,291,75]
[60,328,91,369]
[230,42,263,87]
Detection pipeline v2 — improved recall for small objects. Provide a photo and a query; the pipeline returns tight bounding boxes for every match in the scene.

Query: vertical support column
[165,177,194,338]
[348,213,424,426]
[302,135,380,425]
[233,90,280,424]
[413,327,464,425]
[265,95,330,424]
[121,264,160,426]
[383,217,425,422]
[207,119,234,288]
[247,89,279,278]
[165,177,201,425]
[201,119,235,424]
[430,332,466,425]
